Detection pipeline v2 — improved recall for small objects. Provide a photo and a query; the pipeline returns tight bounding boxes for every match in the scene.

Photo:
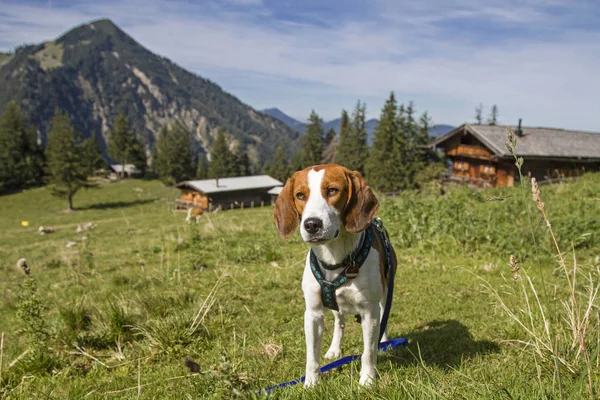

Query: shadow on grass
[79,198,157,210]
[385,319,500,368]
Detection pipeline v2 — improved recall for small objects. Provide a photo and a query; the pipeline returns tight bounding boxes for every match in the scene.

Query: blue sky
[1,0,600,130]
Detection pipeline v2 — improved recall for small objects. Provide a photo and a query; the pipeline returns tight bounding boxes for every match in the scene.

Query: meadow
[0,172,599,399]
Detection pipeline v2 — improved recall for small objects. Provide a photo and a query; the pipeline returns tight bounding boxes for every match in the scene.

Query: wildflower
[509,255,520,281]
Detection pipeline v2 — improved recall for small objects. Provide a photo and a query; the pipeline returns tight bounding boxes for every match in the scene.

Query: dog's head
[273,164,379,242]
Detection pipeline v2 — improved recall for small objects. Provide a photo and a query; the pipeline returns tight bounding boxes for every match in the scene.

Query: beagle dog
[273,164,396,387]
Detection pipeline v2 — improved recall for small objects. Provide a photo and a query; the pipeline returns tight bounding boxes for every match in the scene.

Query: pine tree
[155,123,194,185]
[80,131,104,177]
[288,152,304,175]
[475,103,483,124]
[0,101,44,191]
[350,101,368,174]
[232,145,251,176]
[335,110,352,167]
[366,92,398,192]
[488,104,498,125]
[301,110,324,168]
[46,109,91,211]
[108,112,145,178]
[208,127,235,179]
[324,127,336,148]
[265,142,289,182]
[196,153,209,179]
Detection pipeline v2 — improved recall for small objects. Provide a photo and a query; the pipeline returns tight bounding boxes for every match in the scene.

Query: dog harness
[309,218,392,311]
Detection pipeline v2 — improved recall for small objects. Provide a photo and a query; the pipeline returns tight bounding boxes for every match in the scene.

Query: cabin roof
[175,175,283,194]
[267,186,283,196]
[430,124,600,160]
[110,164,141,174]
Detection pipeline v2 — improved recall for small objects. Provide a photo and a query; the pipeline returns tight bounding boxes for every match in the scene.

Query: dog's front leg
[304,308,324,387]
[324,310,345,359]
[359,306,380,386]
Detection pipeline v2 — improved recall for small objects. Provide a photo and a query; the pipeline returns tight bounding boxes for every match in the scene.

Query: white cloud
[1,0,599,130]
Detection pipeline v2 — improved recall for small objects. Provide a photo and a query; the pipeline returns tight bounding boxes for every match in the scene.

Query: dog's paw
[324,348,341,359]
[304,374,319,388]
[359,373,376,387]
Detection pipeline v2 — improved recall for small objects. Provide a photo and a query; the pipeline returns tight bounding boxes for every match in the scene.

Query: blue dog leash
[258,338,408,393]
[258,218,407,395]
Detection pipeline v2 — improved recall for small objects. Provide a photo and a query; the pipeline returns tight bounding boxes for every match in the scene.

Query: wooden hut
[430,123,600,187]
[175,175,283,211]
[109,164,142,179]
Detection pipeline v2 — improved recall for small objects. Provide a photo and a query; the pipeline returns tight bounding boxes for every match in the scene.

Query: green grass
[0,175,599,399]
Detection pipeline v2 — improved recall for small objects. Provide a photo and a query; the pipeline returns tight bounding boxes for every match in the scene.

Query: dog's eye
[295,192,306,201]
[327,188,339,197]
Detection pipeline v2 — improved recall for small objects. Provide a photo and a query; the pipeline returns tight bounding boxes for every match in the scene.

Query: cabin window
[480,165,495,175]
[454,161,469,171]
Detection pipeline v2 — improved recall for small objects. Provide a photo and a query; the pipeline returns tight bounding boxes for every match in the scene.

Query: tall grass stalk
[486,129,599,399]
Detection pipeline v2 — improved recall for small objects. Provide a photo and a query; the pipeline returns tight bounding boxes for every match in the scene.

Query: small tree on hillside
[265,142,289,182]
[108,112,144,178]
[208,127,235,179]
[155,123,194,184]
[350,100,369,174]
[334,110,352,168]
[0,101,44,191]
[301,110,324,168]
[488,104,498,126]
[196,153,209,179]
[289,152,304,175]
[366,92,398,192]
[81,131,105,177]
[232,145,251,177]
[46,109,92,211]
[475,103,483,124]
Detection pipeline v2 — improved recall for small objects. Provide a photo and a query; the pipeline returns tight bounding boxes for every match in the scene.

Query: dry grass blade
[189,273,225,333]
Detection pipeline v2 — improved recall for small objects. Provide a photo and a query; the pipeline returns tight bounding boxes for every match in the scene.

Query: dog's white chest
[301,248,384,315]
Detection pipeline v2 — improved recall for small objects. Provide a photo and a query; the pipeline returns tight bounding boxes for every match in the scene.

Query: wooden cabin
[109,164,142,179]
[175,175,283,211]
[430,124,600,187]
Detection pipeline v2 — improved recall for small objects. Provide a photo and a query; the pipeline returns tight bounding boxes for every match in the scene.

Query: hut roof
[110,164,141,174]
[430,124,600,160]
[175,175,282,194]
[267,186,283,196]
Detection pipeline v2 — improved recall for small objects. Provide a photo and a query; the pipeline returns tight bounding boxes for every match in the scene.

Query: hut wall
[208,189,271,210]
[520,160,600,182]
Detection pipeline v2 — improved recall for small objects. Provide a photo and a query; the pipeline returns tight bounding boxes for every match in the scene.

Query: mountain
[428,124,455,137]
[262,107,454,143]
[0,19,300,163]
[261,108,306,132]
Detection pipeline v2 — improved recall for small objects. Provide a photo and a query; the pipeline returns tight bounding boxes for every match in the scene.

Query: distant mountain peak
[1,19,299,163]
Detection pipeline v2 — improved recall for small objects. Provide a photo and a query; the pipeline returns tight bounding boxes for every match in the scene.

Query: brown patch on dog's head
[341,169,379,233]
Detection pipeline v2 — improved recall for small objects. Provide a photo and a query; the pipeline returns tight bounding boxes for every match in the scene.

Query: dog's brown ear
[343,170,379,233]
[273,175,299,239]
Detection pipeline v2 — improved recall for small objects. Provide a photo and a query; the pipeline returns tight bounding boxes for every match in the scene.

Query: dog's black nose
[304,218,323,234]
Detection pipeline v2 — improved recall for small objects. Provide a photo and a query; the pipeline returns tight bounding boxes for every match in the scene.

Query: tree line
[0,101,253,209]
[264,93,441,193]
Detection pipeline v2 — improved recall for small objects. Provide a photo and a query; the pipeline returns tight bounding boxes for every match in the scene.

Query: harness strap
[309,228,373,311]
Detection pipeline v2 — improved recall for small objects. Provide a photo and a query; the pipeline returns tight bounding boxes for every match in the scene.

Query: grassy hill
[0,175,599,398]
